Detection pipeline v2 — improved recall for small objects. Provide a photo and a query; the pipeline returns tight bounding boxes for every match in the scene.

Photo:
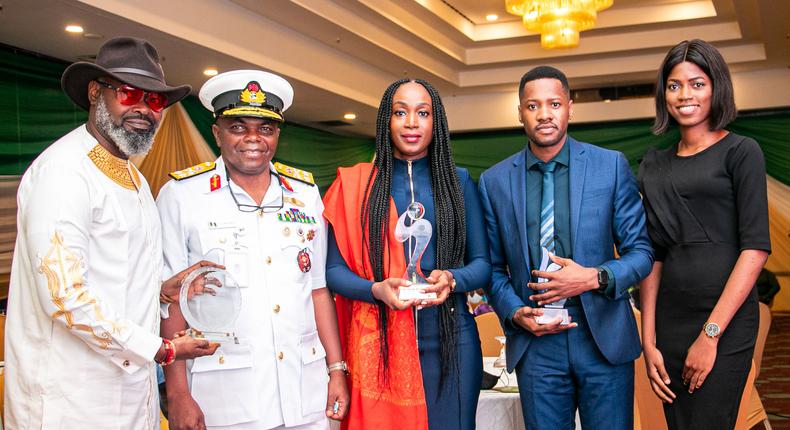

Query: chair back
[0,313,5,361]
[475,312,504,357]
[754,302,771,379]
[734,361,758,430]
[733,302,773,429]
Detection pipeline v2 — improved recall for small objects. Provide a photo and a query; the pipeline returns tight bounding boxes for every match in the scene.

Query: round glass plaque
[178,266,242,342]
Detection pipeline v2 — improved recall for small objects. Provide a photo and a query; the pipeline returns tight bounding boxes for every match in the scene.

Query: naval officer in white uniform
[157,70,349,430]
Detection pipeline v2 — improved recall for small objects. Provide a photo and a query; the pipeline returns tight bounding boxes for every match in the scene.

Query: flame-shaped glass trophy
[535,247,570,325]
[179,265,242,343]
[394,202,437,300]
[493,336,507,369]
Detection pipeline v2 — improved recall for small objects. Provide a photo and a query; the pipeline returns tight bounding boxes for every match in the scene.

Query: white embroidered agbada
[5,125,163,429]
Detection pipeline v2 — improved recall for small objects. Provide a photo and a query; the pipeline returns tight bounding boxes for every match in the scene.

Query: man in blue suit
[479,66,653,429]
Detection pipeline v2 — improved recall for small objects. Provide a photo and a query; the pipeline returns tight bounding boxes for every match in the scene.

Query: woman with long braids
[323,79,491,429]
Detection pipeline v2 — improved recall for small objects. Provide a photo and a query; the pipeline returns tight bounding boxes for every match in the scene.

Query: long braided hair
[360,79,467,386]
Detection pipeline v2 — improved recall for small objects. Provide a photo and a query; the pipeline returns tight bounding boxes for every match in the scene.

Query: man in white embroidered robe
[5,37,217,429]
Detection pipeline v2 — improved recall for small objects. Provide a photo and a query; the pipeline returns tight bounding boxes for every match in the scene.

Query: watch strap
[327,360,348,375]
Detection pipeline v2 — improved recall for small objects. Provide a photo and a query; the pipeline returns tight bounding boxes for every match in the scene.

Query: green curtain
[451,120,678,181]
[179,94,374,188]
[0,47,87,175]
[1,44,788,189]
[451,113,790,184]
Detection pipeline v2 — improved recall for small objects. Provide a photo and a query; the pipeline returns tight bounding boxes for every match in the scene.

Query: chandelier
[505,0,613,49]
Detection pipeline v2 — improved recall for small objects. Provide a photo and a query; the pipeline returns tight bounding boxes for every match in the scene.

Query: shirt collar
[526,139,570,170]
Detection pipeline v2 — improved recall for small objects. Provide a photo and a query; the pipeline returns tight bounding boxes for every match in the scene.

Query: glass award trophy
[179,265,242,343]
[493,336,507,369]
[535,247,570,325]
[394,202,437,300]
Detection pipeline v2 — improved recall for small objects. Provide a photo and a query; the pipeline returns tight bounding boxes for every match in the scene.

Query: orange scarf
[323,163,428,430]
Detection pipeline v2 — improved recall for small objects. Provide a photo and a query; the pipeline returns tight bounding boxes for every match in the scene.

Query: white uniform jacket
[157,157,329,429]
[5,125,163,429]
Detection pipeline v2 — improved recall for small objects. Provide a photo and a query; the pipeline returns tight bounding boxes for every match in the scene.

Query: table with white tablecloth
[476,390,525,430]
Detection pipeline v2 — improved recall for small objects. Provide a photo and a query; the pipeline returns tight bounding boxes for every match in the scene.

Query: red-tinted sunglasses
[96,81,168,112]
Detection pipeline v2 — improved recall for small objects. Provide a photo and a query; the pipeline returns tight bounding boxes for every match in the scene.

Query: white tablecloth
[329,391,526,430]
[476,390,526,430]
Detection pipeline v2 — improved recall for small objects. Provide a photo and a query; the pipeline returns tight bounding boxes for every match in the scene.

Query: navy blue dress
[326,156,491,430]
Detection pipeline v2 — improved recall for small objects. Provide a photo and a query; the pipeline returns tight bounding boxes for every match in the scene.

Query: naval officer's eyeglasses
[227,174,284,213]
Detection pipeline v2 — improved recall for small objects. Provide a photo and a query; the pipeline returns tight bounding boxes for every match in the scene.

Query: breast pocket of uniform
[190,344,258,426]
[299,330,328,416]
[199,222,251,287]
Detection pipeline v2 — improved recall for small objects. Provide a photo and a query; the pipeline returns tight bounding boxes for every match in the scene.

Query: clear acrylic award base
[398,283,437,300]
[186,328,239,344]
[536,307,570,325]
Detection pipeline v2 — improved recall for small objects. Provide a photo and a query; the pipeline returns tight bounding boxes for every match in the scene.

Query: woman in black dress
[637,39,771,429]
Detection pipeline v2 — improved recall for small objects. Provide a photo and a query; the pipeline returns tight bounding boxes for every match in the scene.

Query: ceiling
[0,0,788,136]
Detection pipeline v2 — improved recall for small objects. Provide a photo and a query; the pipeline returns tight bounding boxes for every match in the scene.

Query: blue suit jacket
[478,137,653,371]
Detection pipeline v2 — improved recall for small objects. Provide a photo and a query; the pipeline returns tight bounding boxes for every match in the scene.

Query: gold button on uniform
[273,304,281,313]
[278,351,284,360]
[266,256,272,264]
[122,360,130,367]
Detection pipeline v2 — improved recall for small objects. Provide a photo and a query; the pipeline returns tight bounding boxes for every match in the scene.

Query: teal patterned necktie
[538,161,557,253]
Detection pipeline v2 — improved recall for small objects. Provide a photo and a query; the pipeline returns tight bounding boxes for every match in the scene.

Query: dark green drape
[451,112,790,185]
[0,46,87,175]
[451,120,678,181]
[179,94,374,188]
[1,44,788,189]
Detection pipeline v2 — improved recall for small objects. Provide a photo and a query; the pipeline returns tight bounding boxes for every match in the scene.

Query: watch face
[705,323,720,338]
[597,269,608,286]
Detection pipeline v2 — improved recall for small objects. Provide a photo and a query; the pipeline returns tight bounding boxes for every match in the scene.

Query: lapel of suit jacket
[568,137,587,253]
[509,147,531,271]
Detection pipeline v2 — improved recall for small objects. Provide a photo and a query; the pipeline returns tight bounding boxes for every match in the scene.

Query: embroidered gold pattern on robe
[87,144,141,191]
[38,231,123,349]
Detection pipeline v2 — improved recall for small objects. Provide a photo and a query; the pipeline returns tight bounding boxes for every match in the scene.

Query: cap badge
[239,81,266,107]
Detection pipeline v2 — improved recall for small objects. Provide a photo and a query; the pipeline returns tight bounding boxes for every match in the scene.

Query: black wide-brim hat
[61,36,191,111]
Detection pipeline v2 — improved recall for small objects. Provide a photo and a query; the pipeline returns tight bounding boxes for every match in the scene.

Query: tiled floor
[755,312,790,430]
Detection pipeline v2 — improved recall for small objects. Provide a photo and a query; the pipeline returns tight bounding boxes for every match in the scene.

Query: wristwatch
[327,360,348,375]
[703,322,721,338]
[596,267,609,292]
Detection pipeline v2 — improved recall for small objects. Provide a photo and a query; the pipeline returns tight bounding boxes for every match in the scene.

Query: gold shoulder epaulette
[169,161,216,180]
[274,162,315,186]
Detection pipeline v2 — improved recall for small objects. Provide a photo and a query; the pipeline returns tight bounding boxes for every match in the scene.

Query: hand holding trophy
[179,264,243,344]
[535,247,570,325]
[394,202,437,301]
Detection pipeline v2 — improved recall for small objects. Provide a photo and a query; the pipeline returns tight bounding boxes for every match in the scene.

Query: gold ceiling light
[505,0,613,49]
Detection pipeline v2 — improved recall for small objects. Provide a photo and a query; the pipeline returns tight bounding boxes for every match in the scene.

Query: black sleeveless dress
[637,133,771,430]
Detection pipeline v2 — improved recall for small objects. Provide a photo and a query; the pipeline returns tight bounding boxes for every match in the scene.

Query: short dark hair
[652,39,736,134]
[518,66,570,100]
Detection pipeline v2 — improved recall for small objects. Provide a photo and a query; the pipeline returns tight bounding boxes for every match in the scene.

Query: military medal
[297,227,306,243]
[297,248,311,273]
